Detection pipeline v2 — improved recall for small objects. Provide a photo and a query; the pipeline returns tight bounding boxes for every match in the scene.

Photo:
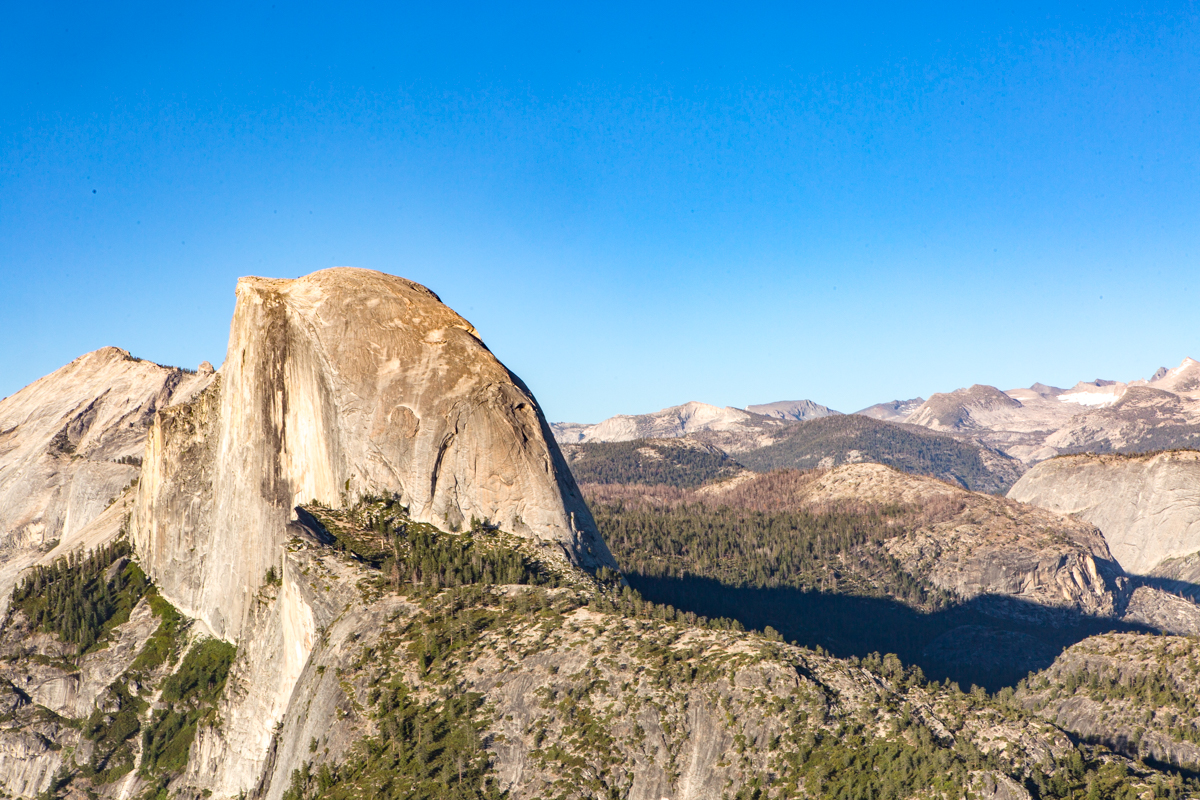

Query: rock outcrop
[791,464,1123,618]
[1018,632,1200,772]
[1120,585,1200,636]
[602,463,1124,621]
[0,347,211,608]
[1007,451,1200,574]
[132,268,614,642]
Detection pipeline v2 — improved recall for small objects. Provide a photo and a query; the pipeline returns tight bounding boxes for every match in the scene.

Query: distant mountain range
[899,357,1200,461]
[552,356,1200,490]
[736,415,1023,495]
[550,401,792,452]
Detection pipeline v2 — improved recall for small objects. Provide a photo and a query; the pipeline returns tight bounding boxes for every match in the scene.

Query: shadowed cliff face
[132,267,614,641]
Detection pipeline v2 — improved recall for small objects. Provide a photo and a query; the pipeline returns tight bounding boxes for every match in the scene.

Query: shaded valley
[585,466,1176,693]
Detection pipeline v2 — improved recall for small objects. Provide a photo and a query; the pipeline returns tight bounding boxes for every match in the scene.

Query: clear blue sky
[3,3,1198,422]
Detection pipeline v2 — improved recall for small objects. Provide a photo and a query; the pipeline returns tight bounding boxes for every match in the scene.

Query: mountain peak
[905,385,1021,431]
[550,398,796,450]
[854,397,925,422]
[1147,356,1200,393]
[744,399,840,422]
[133,268,614,640]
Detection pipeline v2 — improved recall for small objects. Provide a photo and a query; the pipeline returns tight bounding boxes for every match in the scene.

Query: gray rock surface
[1007,451,1200,574]
[1147,550,1200,598]
[0,596,181,798]
[133,267,615,643]
[1121,585,1200,635]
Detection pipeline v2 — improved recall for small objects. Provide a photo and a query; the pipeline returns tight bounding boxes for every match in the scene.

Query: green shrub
[140,638,237,777]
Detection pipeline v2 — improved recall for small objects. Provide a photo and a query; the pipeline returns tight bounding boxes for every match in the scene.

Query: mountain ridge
[553,356,1200,465]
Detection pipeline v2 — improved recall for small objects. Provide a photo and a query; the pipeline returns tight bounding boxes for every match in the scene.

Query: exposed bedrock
[0,347,212,609]
[1008,451,1200,575]
[132,267,614,642]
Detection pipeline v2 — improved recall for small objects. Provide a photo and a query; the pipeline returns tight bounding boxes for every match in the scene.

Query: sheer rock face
[1007,451,1200,575]
[0,347,211,609]
[132,267,614,641]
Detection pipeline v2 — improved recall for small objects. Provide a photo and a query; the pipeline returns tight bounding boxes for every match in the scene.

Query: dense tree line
[391,521,551,589]
[315,499,558,591]
[283,684,498,800]
[592,499,944,609]
[10,540,147,654]
[563,439,744,488]
[140,638,238,779]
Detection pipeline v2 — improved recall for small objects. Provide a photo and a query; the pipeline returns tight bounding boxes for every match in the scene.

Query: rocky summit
[4,270,1200,799]
[132,268,614,642]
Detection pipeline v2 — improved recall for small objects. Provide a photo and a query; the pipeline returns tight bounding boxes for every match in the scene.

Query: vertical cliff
[132,267,614,641]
